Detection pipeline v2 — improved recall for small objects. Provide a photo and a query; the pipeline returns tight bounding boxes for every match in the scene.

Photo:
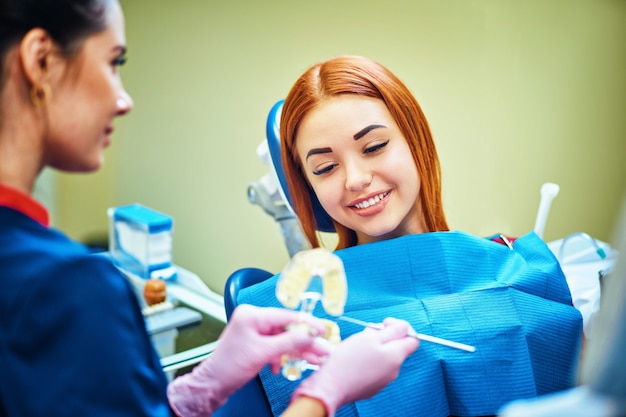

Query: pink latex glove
[167,304,329,416]
[291,317,419,417]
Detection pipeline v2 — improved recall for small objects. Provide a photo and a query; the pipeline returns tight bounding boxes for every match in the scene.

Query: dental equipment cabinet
[106,204,227,381]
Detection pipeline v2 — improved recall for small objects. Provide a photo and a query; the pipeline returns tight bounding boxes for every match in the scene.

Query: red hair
[281,55,448,249]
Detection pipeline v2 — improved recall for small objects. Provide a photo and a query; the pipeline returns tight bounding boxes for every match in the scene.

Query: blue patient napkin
[238,231,583,417]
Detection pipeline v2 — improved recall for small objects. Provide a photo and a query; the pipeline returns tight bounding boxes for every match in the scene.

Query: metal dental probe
[337,315,476,353]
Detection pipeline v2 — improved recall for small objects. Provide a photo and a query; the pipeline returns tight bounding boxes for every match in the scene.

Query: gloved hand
[167,304,330,417]
[291,318,419,417]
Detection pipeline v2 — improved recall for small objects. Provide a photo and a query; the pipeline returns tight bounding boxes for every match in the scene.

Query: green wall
[55,0,626,295]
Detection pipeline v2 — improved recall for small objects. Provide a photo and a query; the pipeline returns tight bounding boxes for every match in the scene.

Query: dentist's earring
[30,84,52,107]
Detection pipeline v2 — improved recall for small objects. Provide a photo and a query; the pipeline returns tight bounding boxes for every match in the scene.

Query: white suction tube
[533,182,560,239]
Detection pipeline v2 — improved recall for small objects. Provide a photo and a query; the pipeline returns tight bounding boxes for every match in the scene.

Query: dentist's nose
[344,159,372,191]
[116,90,133,116]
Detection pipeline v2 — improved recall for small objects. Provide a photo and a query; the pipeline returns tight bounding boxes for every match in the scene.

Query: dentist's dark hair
[0,0,112,83]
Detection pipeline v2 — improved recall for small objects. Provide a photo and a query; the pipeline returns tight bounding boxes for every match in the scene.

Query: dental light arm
[248,141,310,257]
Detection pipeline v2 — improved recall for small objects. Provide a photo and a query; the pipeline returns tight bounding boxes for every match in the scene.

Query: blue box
[108,204,176,279]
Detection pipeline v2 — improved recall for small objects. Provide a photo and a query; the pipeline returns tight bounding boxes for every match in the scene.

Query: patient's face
[295,95,427,244]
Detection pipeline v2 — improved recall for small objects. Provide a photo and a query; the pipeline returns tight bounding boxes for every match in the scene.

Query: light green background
[52,0,626,295]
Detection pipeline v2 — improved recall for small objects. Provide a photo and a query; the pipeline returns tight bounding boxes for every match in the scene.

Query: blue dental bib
[238,231,583,417]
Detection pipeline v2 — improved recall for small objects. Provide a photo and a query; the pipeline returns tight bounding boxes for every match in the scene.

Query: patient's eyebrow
[353,124,386,140]
[306,147,332,160]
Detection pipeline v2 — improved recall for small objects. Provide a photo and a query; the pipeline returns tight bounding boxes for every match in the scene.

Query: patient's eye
[364,140,389,154]
[312,163,337,176]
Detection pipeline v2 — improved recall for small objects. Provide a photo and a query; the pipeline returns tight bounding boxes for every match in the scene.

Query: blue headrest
[265,100,335,233]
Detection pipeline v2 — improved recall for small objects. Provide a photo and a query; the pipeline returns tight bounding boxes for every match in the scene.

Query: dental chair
[216,100,530,417]
[248,100,335,243]
[212,268,274,417]
[217,100,589,417]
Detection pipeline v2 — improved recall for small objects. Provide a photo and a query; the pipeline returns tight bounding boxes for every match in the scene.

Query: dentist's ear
[18,28,55,94]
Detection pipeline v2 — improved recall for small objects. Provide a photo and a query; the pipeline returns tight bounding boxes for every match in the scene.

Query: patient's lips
[349,190,391,217]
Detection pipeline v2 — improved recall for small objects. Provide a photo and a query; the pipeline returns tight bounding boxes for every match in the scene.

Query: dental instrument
[337,315,476,353]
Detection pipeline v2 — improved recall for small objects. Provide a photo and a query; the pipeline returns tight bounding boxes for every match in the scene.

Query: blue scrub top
[0,193,171,416]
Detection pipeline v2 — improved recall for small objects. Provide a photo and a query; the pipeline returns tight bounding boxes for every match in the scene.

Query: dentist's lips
[103,126,114,147]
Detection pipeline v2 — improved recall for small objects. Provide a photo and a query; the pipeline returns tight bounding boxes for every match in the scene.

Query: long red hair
[280,55,448,249]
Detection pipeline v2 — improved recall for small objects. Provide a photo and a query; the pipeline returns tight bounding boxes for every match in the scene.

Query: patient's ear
[18,28,56,86]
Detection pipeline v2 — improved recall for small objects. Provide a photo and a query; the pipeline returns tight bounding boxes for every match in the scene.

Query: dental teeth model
[276,247,348,316]
[321,318,341,345]
[276,248,347,380]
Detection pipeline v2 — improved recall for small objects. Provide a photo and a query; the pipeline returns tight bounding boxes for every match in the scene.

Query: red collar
[0,183,50,227]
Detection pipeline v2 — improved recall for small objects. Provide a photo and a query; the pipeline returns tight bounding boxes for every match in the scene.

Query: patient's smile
[351,191,390,210]
[350,191,391,218]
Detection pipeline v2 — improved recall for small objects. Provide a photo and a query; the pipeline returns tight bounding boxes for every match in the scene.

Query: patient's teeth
[354,192,386,209]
